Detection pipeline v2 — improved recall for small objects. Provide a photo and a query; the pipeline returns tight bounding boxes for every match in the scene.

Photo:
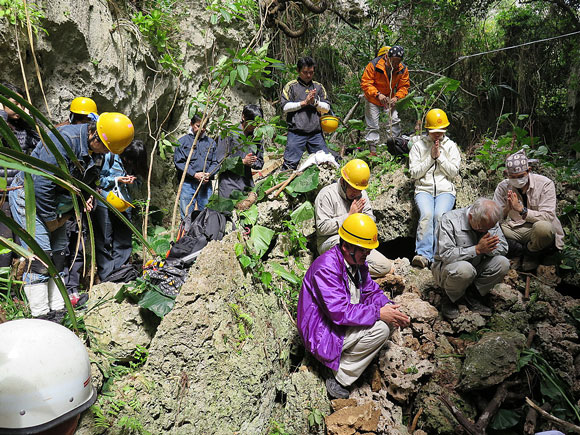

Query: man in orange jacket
[360,46,410,155]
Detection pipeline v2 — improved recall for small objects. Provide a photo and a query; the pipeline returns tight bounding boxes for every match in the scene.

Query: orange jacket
[361,56,410,106]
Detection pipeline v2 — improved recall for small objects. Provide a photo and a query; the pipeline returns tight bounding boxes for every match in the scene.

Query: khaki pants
[319,235,393,277]
[434,256,510,303]
[501,221,555,253]
[334,321,390,386]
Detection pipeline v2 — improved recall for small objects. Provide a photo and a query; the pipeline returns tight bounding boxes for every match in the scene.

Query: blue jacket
[297,245,391,370]
[173,133,219,180]
[97,153,131,208]
[26,124,99,222]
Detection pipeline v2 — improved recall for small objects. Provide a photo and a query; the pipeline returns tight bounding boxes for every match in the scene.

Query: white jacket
[408,134,461,196]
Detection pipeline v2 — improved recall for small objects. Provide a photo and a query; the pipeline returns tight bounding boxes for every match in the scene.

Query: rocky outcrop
[84,282,156,361]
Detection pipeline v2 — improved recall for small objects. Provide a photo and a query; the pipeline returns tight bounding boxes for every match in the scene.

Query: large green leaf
[424,76,460,94]
[249,225,275,257]
[207,193,235,213]
[290,201,314,224]
[220,155,246,176]
[239,204,258,226]
[489,409,521,430]
[138,289,175,318]
[286,166,319,197]
[269,261,302,285]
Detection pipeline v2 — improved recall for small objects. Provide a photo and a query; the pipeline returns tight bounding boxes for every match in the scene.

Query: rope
[416,29,580,89]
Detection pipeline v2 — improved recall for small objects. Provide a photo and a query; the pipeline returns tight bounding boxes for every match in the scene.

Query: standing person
[432,198,510,320]
[361,45,410,156]
[409,109,461,269]
[58,98,99,306]
[493,149,564,271]
[0,82,39,268]
[281,56,331,170]
[0,319,97,434]
[94,140,146,282]
[174,115,219,218]
[217,104,264,199]
[9,113,134,321]
[298,213,410,399]
[315,158,393,277]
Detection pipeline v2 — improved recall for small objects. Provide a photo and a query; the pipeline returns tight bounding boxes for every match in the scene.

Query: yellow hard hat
[70,97,98,115]
[341,159,370,190]
[96,112,135,154]
[425,108,449,131]
[339,213,379,250]
[320,115,339,133]
[377,45,391,57]
[106,189,134,212]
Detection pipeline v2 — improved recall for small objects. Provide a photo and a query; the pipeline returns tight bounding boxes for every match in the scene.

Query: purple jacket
[297,245,391,370]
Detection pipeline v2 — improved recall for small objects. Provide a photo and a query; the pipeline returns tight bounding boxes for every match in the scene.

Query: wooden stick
[438,394,479,435]
[265,179,288,195]
[525,275,531,299]
[525,397,580,434]
[408,407,423,433]
[524,402,550,435]
[274,171,300,197]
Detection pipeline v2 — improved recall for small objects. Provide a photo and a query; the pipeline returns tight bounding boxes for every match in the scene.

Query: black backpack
[166,208,227,266]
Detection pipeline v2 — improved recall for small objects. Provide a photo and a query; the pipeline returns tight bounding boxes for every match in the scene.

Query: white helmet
[0,319,97,433]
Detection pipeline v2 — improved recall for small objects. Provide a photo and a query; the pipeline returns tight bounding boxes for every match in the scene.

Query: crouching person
[315,158,393,277]
[493,149,564,271]
[297,213,410,399]
[432,198,510,320]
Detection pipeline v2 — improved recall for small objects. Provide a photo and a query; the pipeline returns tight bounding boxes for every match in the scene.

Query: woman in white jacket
[409,109,461,268]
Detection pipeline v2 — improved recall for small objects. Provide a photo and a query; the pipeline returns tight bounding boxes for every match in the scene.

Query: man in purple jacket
[297,213,410,399]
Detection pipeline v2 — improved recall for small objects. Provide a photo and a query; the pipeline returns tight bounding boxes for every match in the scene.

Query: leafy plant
[115,275,175,318]
[517,348,580,423]
[0,0,46,34]
[206,0,258,24]
[307,406,325,429]
[132,2,182,73]
[229,302,254,347]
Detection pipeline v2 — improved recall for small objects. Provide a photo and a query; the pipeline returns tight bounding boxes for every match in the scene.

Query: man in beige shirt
[315,159,393,277]
[493,150,564,271]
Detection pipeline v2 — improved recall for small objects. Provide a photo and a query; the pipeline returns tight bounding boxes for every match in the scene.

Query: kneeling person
[315,159,393,277]
[297,213,410,399]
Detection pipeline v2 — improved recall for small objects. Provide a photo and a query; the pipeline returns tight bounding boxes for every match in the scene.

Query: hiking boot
[441,296,459,320]
[50,309,66,324]
[463,289,492,317]
[326,377,350,399]
[412,255,430,269]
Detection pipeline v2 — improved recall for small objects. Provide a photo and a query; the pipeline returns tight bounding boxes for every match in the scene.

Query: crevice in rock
[378,236,415,261]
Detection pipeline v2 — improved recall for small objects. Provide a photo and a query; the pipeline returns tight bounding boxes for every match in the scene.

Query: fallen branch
[274,171,301,197]
[408,407,423,433]
[525,397,580,434]
[439,394,479,435]
[524,401,551,435]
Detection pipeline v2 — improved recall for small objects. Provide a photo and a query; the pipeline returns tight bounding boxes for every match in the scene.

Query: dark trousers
[283,131,328,170]
[0,200,14,268]
[63,218,86,294]
[94,205,133,281]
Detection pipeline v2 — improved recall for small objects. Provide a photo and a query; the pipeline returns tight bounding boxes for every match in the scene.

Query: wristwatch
[520,206,528,217]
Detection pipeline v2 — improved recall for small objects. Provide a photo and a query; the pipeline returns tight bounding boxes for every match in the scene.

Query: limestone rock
[325,401,380,435]
[83,282,156,361]
[257,198,290,232]
[394,292,438,325]
[275,366,331,435]
[490,283,524,311]
[489,311,530,334]
[91,233,296,434]
[459,331,526,391]
[378,342,435,402]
